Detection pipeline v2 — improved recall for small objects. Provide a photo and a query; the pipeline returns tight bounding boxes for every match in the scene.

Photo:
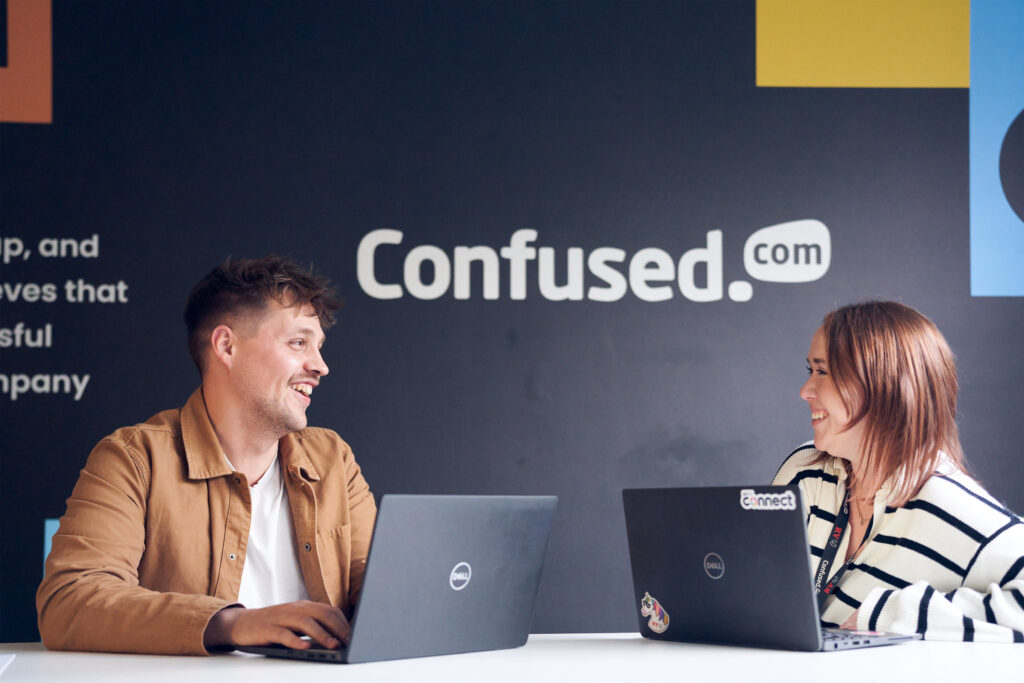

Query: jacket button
[229,553,237,560]
[234,477,241,485]
[304,543,311,552]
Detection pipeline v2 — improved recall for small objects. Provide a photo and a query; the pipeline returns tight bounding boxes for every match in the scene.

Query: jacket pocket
[316,523,352,608]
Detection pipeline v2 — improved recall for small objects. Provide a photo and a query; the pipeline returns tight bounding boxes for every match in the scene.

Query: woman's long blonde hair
[820,301,966,506]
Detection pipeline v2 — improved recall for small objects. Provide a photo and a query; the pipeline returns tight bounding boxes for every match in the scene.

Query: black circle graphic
[1000,108,1024,223]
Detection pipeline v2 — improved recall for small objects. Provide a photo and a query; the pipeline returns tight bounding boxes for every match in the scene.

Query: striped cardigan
[773,443,1024,642]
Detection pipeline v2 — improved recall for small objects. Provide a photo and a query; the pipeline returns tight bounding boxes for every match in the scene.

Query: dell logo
[449,561,472,590]
[703,552,725,580]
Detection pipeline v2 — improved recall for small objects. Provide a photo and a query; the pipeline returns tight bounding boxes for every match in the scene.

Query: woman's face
[800,327,865,462]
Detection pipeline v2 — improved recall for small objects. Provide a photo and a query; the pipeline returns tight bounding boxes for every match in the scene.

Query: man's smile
[289,381,316,404]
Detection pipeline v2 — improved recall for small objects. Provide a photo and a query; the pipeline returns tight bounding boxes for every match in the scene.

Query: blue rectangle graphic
[970,1,1024,296]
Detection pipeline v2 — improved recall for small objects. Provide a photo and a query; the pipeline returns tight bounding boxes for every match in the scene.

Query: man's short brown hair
[184,255,342,373]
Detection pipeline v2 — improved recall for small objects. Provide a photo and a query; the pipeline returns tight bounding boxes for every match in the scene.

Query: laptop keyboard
[291,636,348,653]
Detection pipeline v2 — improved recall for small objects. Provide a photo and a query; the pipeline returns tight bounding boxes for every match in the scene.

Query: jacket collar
[181,388,233,480]
[280,433,321,483]
[180,387,320,483]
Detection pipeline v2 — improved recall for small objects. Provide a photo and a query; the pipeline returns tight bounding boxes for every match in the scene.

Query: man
[37,256,376,655]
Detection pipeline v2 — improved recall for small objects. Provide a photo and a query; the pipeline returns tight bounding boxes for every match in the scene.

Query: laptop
[239,494,557,663]
[622,485,920,651]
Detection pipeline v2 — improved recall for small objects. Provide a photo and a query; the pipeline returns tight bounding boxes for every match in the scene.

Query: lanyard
[813,492,850,613]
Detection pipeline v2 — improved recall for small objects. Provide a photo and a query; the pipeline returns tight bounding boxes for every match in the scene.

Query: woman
[773,301,1024,642]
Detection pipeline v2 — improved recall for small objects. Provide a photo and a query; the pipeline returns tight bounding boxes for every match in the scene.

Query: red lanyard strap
[814,492,851,613]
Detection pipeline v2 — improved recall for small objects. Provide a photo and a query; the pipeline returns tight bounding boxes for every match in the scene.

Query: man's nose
[308,348,329,377]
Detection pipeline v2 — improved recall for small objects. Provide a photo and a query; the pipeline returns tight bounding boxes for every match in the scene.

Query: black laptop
[622,485,920,651]
[239,494,557,663]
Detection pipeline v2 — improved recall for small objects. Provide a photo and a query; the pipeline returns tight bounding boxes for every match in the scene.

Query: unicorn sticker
[640,592,670,633]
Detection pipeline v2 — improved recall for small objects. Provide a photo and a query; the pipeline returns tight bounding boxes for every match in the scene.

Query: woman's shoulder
[913,467,1020,523]
[898,466,1023,546]
[771,441,841,486]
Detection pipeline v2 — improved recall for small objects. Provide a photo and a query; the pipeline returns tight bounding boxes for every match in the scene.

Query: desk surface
[1,633,1020,682]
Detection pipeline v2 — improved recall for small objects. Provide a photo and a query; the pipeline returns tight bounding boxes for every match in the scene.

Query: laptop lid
[622,485,825,651]
[343,494,558,663]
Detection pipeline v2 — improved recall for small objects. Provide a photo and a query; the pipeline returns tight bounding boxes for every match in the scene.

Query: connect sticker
[740,488,797,511]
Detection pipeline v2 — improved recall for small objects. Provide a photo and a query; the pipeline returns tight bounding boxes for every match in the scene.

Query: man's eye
[291,339,306,348]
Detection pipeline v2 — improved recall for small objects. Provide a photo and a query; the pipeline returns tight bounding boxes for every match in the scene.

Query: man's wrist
[203,606,244,650]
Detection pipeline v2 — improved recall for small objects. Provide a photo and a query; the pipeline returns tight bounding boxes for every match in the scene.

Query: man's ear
[209,324,238,370]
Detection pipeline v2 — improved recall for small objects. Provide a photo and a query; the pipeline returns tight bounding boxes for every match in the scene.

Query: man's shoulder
[83,405,189,483]
[108,405,182,438]
[101,406,183,446]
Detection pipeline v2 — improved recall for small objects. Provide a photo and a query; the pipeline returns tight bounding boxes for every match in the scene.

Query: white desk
[1,634,1020,682]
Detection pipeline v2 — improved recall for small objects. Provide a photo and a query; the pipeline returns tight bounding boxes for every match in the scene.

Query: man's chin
[272,410,308,437]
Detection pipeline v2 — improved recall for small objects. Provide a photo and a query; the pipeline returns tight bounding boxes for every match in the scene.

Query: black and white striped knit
[773,442,1024,642]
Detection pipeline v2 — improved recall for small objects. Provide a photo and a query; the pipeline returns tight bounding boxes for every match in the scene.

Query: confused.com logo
[357,220,830,302]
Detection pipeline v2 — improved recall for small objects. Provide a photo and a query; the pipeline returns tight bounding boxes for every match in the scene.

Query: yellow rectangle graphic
[756,0,969,88]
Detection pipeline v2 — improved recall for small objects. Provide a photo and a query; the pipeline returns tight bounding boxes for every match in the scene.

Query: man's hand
[203,600,351,651]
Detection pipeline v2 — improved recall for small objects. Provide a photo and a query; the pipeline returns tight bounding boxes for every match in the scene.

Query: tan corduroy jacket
[37,388,377,655]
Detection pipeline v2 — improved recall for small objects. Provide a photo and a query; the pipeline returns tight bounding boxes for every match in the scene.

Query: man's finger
[258,626,310,650]
[290,616,341,650]
[293,601,351,644]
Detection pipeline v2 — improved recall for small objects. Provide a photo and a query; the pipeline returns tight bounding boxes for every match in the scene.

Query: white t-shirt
[235,454,311,608]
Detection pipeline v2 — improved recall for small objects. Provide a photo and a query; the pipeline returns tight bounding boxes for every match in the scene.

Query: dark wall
[2,1,1022,641]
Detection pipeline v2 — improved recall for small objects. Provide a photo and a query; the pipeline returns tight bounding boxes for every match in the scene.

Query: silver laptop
[622,485,920,651]
[240,494,557,663]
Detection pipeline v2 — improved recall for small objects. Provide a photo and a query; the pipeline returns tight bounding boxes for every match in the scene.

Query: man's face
[231,300,329,438]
